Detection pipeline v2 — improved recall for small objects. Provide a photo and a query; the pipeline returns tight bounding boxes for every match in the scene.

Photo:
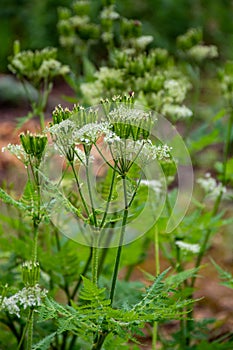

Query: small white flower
[197,173,226,199]
[187,45,218,62]
[104,130,121,144]
[163,79,187,104]
[95,67,123,83]
[48,119,76,157]
[108,105,152,124]
[17,284,47,309]
[1,295,20,317]
[176,241,200,253]
[110,139,172,166]
[134,35,154,49]
[2,143,28,164]
[0,285,47,317]
[100,6,119,20]
[74,122,110,145]
[140,179,162,195]
[162,104,193,119]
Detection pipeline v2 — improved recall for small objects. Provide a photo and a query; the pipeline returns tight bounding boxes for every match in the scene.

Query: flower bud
[20,132,47,163]
[22,261,40,287]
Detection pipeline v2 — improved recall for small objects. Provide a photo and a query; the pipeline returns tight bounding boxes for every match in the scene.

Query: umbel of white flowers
[0,285,48,318]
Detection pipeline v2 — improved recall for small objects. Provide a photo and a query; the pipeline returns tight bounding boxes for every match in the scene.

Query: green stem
[92,235,99,286]
[70,161,90,216]
[100,166,117,228]
[86,157,98,227]
[152,321,158,350]
[27,309,34,350]
[109,176,128,305]
[85,156,100,286]
[17,308,34,350]
[152,225,160,350]
[32,222,39,263]
[94,142,120,175]
[154,225,160,276]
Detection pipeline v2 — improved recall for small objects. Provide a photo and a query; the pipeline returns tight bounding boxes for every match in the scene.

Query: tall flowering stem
[109,175,129,304]
[152,224,160,350]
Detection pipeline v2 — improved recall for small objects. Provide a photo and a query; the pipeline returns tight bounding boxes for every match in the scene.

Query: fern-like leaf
[32,332,56,350]
[79,276,111,308]
[0,187,29,211]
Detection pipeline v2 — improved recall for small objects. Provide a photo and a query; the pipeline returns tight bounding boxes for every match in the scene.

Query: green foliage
[37,270,194,347]
[32,332,56,350]
[1,1,233,349]
[212,260,233,289]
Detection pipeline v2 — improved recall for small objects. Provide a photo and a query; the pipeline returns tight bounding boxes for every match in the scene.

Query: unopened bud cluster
[22,261,40,287]
[20,132,47,163]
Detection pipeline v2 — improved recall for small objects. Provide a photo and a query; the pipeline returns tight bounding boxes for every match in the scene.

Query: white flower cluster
[108,104,152,124]
[48,119,76,157]
[2,144,28,164]
[100,6,119,20]
[176,241,200,253]
[197,173,226,199]
[74,122,110,145]
[187,45,218,62]
[80,81,103,105]
[164,79,187,104]
[104,130,121,144]
[0,285,47,317]
[162,104,193,119]
[220,75,233,101]
[134,35,154,50]
[110,139,171,165]
[38,59,70,79]
[140,179,162,196]
[95,67,123,84]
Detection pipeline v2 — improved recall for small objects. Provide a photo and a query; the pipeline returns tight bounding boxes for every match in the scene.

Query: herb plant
[0,1,233,350]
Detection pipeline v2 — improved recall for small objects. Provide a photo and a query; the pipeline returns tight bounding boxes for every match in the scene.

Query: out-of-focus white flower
[176,241,200,253]
[163,79,188,104]
[140,179,162,195]
[100,6,119,20]
[197,173,226,199]
[2,144,28,164]
[134,35,154,49]
[101,32,114,43]
[162,104,193,119]
[187,45,218,62]
[95,67,123,84]
[38,59,70,78]
[80,81,103,105]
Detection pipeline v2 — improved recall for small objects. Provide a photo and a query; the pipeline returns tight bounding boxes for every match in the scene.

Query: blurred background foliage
[1,0,233,72]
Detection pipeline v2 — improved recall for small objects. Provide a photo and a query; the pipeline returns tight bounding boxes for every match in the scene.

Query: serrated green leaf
[32,332,56,350]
